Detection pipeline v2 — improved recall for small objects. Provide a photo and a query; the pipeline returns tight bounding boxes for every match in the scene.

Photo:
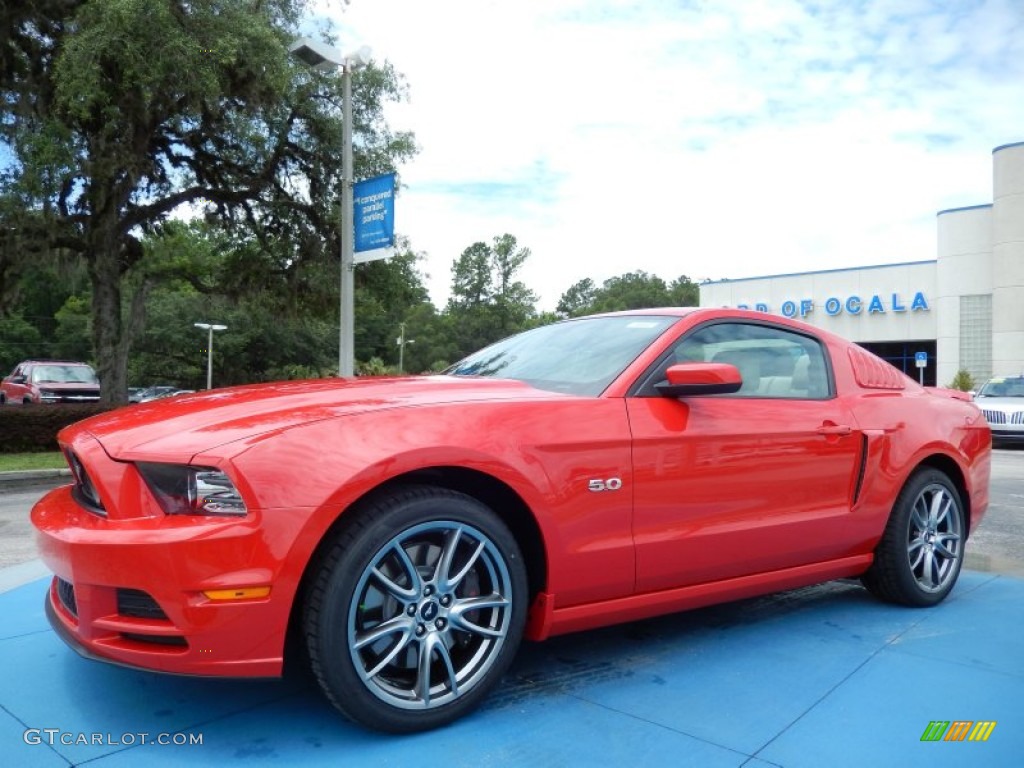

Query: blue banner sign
[353,173,395,253]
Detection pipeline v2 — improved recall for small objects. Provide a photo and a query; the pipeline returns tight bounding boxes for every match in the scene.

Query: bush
[0,404,121,453]
[948,369,976,392]
[356,357,396,376]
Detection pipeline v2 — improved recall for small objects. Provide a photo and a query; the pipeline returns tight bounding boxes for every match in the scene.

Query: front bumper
[979,408,1024,443]
[989,429,1024,444]
[39,395,101,403]
[33,485,296,677]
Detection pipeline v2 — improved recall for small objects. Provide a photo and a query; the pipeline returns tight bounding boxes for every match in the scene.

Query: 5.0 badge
[588,477,622,492]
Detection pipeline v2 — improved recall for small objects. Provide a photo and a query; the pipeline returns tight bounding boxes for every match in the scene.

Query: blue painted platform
[1,570,1020,766]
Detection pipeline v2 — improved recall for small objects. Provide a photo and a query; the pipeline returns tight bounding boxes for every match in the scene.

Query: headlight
[65,449,105,514]
[137,463,248,517]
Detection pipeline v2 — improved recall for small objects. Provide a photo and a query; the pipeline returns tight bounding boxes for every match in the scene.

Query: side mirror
[10,375,26,384]
[655,363,742,397]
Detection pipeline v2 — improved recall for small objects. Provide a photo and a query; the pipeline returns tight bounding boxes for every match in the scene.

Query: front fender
[210,397,637,612]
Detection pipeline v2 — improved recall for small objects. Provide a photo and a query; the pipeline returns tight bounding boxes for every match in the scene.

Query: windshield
[30,364,99,385]
[977,377,1024,397]
[446,315,677,396]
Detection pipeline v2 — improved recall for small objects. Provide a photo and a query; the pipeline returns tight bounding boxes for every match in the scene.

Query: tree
[0,313,42,373]
[490,234,537,335]
[669,275,699,306]
[352,234,433,365]
[1,0,415,401]
[591,271,670,312]
[396,302,459,374]
[526,311,560,330]
[0,242,91,370]
[52,295,93,362]
[124,223,437,385]
[556,278,597,318]
[556,271,700,318]
[446,234,537,358]
[450,242,493,309]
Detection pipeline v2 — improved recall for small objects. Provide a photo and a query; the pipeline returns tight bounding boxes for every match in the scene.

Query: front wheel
[862,468,965,606]
[303,486,528,732]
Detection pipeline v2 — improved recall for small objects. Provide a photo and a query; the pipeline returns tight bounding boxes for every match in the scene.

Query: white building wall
[935,205,992,386]
[700,262,937,343]
[992,142,1024,376]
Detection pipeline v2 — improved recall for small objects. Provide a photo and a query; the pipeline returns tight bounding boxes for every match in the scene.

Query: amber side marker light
[202,587,271,601]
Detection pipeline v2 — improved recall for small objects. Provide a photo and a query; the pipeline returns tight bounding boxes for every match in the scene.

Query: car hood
[975,396,1024,410]
[68,376,555,461]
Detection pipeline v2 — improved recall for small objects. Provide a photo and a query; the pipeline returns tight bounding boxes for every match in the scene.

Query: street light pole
[340,60,354,377]
[194,323,227,390]
[397,322,415,374]
[289,37,371,378]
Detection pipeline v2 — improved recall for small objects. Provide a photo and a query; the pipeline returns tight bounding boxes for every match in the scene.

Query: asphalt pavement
[1,453,1021,766]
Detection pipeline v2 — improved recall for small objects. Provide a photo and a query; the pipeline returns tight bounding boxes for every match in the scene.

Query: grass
[0,452,67,472]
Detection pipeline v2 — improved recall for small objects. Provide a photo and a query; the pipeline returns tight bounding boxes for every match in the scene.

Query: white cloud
[310,0,1024,310]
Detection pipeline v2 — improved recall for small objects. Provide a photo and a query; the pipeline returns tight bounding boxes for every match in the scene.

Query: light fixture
[194,322,227,390]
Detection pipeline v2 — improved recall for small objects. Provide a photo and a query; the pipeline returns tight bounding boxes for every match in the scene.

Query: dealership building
[700,142,1024,388]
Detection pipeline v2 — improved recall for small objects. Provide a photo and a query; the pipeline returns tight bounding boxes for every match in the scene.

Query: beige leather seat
[791,353,828,398]
[711,349,762,394]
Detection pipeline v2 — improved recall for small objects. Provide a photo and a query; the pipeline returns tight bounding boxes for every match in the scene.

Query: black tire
[303,485,528,732]
[862,468,965,606]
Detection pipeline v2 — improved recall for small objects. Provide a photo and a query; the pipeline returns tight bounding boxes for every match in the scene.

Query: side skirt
[525,554,873,641]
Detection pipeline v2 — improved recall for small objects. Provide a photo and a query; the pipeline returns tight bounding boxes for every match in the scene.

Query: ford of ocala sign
[736,292,930,318]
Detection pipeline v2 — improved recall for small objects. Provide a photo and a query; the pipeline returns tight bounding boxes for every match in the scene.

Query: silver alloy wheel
[906,482,963,593]
[347,520,514,710]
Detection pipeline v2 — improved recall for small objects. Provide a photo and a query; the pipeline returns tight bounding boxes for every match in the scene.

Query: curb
[0,468,72,490]
[0,559,49,594]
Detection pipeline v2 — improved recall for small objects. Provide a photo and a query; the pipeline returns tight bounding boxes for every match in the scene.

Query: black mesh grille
[982,409,1007,425]
[44,389,101,402]
[120,633,187,647]
[56,577,77,617]
[117,589,168,619]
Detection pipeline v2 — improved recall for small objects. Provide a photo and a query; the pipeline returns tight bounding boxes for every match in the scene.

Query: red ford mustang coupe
[32,308,990,732]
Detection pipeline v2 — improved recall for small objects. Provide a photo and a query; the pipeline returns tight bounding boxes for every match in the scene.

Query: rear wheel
[862,468,965,606]
[304,486,527,732]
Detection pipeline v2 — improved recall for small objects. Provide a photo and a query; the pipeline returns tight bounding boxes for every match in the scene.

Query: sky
[309,0,1024,311]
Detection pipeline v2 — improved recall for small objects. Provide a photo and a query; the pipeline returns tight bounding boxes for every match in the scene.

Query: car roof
[19,360,93,365]
[585,307,838,340]
[588,307,701,319]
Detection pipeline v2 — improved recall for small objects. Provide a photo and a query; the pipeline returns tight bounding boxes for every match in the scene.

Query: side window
[636,321,832,399]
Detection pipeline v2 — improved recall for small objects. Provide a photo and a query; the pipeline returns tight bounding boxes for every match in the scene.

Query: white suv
[974,375,1024,445]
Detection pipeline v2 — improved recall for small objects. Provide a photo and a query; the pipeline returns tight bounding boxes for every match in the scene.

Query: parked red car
[0,360,100,404]
[32,309,990,732]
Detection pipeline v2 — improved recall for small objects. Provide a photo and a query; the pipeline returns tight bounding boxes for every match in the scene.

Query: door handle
[816,423,852,436]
